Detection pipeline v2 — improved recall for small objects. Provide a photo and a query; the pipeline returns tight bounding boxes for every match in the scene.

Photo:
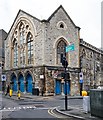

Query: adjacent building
[0,29,7,90]
[4,5,103,96]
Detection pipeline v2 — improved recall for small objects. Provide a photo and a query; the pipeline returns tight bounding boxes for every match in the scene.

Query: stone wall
[44,7,80,67]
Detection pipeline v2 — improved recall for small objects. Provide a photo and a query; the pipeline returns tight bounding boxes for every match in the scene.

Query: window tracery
[11,20,34,67]
[13,39,18,67]
[27,32,33,64]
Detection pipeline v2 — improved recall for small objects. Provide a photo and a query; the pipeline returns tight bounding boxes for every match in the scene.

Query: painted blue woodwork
[18,74,24,92]
[11,75,17,91]
[26,73,33,93]
[55,80,61,94]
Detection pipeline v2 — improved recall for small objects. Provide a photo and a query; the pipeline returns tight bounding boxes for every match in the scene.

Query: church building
[4,5,103,96]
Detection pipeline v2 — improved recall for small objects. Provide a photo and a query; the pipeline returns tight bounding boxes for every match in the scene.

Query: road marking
[48,108,61,118]
[0,105,37,112]
[23,107,26,109]
[19,107,21,109]
[34,107,51,110]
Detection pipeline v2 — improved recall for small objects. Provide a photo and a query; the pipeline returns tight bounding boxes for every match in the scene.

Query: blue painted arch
[26,73,33,93]
[55,80,61,95]
[18,74,25,92]
[11,73,17,91]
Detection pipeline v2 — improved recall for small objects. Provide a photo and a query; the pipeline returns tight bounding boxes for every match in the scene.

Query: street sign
[66,44,75,52]
[79,72,83,80]
[1,74,6,81]
[79,80,83,83]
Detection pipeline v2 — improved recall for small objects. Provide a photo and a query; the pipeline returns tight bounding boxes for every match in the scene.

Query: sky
[0,0,102,48]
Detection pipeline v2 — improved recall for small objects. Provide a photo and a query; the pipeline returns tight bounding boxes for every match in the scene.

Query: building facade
[4,5,103,96]
[0,29,7,91]
[0,29,7,69]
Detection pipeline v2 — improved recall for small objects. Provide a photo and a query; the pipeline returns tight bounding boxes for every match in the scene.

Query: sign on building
[1,74,6,81]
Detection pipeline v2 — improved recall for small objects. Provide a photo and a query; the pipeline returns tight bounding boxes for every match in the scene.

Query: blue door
[64,80,70,94]
[55,80,61,95]
[18,74,24,92]
[11,75,17,91]
[26,73,33,93]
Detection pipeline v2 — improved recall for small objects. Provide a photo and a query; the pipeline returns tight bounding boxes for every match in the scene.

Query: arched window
[19,22,25,44]
[82,49,86,57]
[19,22,25,66]
[13,39,18,67]
[57,40,67,64]
[20,48,25,66]
[27,32,33,64]
[57,21,67,29]
[60,23,64,28]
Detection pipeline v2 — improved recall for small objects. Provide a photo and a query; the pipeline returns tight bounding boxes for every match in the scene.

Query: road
[1,94,83,119]
[0,93,2,120]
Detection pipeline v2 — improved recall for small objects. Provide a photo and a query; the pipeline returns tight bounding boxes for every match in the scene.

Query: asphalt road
[1,94,83,119]
[0,93,2,120]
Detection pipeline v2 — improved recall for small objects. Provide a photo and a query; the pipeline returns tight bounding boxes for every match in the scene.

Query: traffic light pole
[61,55,68,110]
[64,66,68,110]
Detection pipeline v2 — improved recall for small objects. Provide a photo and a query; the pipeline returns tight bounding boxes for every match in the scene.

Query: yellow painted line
[48,108,62,118]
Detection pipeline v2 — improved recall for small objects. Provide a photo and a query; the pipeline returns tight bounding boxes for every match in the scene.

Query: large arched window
[13,39,18,67]
[11,20,35,68]
[19,22,25,66]
[19,22,25,44]
[27,32,33,64]
[57,40,67,64]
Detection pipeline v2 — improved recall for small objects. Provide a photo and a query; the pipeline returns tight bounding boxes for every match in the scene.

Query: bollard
[9,89,12,97]
[82,91,87,96]
[17,90,21,99]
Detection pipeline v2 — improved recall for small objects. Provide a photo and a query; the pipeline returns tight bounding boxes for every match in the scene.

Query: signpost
[79,72,83,96]
[61,43,75,110]
[62,56,68,110]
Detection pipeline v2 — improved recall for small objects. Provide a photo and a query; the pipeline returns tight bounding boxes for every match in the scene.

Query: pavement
[1,91,103,120]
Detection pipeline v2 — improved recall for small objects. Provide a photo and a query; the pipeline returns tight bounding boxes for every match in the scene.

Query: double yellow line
[48,107,62,118]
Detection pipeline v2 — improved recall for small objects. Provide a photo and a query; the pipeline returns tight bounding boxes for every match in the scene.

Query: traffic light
[61,72,65,79]
[62,57,68,68]
[61,72,70,79]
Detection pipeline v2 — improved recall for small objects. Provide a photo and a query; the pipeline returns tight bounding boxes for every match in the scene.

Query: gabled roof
[6,5,80,40]
[6,9,41,40]
[47,5,80,29]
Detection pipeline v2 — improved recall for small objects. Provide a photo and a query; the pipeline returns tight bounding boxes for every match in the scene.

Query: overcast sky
[0,0,102,48]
